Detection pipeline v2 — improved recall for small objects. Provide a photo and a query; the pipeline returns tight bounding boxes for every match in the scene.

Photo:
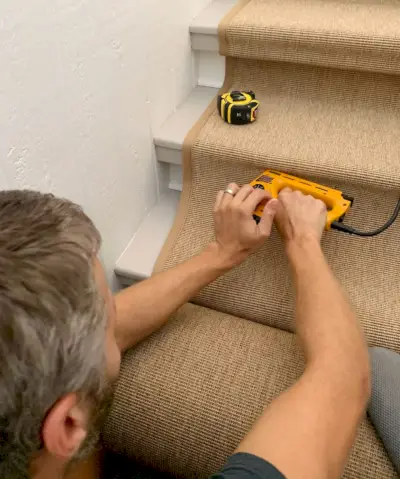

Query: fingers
[259,199,279,237]
[214,191,224,211]
[241,188,270,214]
[232,184,255,204]
[275,187,328,244]
[214,183,239,211]
[218,184,270,209]
[278,187,293,205]
[279,187,327,212]
[220,183,240,208]
[216,183,272,225]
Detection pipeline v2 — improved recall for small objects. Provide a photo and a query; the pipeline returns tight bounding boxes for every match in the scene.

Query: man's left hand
[115,182,278,352]
[212,183,279,267]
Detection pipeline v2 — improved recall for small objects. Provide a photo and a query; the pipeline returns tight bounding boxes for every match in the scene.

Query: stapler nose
[343,194,354,206]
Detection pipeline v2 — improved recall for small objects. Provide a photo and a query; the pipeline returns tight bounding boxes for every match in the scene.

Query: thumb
[259,199,279,237]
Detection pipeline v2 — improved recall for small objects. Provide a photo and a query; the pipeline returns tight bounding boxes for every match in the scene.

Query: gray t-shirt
[212,453,285,479]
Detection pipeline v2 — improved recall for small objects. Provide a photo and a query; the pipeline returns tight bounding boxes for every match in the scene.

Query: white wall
[0,0,211,286]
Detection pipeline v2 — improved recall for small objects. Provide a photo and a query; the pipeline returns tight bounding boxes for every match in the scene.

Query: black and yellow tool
[217,91,259,125]
[250,169,400,236]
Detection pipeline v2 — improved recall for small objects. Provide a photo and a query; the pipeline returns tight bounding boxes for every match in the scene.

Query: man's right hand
[275,188,327,246]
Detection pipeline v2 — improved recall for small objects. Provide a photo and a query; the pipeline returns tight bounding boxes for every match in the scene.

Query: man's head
[0,190,121,478]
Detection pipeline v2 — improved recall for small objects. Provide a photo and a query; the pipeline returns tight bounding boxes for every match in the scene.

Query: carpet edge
[218,0,252,56]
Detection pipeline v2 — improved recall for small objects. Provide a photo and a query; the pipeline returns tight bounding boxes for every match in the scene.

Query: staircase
[115,0,400,287]
[115,0,234,285]
[108,1,400,477]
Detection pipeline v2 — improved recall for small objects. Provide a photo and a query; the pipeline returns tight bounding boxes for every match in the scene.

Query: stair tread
[194,59,400,189]
[224,0,400,73]
[115,191,180,282]
[154,86,218,151]
[155,58,400,356]
[105,303,398,477]
[155,62,400,190]
[190,0,237,35]
[239,0,400,40]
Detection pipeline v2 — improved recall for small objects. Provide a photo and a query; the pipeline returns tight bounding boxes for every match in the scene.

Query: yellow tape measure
[217,91,259,125]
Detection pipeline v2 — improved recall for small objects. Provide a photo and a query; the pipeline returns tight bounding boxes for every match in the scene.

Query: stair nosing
[190,0,237,35]
[115,191,181,282]
[154,86,219,165]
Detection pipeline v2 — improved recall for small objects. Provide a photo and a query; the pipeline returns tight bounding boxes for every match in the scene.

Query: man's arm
[114,242,234,351]
[235,189,371,479]
[115,184,278,352]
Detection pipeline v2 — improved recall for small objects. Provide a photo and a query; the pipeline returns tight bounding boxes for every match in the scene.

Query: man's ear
[42,393,89,459]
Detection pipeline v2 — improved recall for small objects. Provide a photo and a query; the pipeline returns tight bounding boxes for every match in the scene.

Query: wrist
[285,233,323,265]
[204,242,245,271]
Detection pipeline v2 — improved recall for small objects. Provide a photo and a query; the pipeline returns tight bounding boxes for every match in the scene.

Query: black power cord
[331,197,400,236]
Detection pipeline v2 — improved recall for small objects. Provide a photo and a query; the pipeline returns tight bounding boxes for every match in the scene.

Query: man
[0,184,370,479]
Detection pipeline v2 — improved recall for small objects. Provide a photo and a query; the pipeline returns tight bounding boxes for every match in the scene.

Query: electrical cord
[331,197,400,236]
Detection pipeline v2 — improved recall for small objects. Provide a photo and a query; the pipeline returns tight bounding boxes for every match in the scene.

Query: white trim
[196,51,225,88]
[190,0,237,35]
[115,190,181,282]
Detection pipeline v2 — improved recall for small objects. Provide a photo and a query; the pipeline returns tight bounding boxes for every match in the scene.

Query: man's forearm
[115,242,234,352]
[285,235,370,475]
[236,235,370,479]
[287,235,369,379]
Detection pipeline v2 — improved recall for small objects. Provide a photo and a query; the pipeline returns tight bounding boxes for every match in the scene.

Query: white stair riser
[191,33,220,52]
[169,164,183,192]
[115,190,181,283]
[196,51,225,88]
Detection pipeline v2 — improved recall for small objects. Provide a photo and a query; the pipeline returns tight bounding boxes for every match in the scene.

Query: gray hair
[0,190,107,478]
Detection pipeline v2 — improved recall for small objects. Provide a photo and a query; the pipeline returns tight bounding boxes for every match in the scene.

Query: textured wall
[0,0,211,284]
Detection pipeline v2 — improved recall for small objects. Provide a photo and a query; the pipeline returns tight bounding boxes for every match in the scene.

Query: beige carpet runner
[104,1,400,477]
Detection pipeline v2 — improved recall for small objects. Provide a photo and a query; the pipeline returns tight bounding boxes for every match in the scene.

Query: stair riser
[168,164,183,192]
[195,50,225,88]
[191,33,219,52]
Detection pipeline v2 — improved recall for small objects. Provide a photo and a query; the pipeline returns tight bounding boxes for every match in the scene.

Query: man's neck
[32,451,101,479]
[31,453,66,479]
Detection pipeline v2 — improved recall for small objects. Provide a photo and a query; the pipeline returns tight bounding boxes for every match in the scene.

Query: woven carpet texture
[159,58,400,353]
[105,305,396,478]
[219,0,400,74]
[104,0,400,477]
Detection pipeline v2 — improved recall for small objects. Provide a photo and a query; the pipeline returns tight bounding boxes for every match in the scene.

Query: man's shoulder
[211,453,286,479]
